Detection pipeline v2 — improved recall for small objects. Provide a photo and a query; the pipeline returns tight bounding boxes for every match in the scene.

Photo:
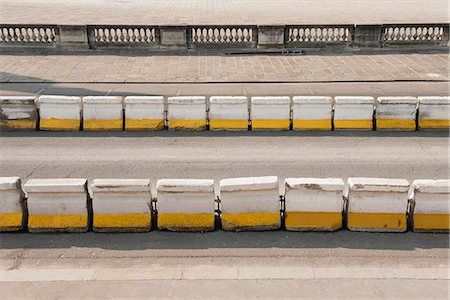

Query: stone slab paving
[0,52,448,83]
[0,0,448,25]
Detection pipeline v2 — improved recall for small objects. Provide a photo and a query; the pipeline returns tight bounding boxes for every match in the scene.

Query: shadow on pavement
[0,230,448,251]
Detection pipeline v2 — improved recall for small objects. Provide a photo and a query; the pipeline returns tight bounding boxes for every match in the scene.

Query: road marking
[1,266,448,282]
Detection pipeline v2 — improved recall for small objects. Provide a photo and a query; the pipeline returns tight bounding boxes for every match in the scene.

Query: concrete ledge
[0,177,24,232]
[24,178,88,233]
[220,176,281,231]
[346,177,409,232]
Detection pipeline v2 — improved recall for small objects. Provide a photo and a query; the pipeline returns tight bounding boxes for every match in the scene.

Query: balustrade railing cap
[82,96,123,104]
[38,95,82,105]
[167,96,206,104]
[334,96,375,104]
[0,96,36,104]
[293,96,333,104]
[210,96,248,104]
[251,96,290,105]
[418,96,450,105]
[377,96,417,105]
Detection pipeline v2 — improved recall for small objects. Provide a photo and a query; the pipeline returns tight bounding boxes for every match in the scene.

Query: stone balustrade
[0,23,448,51]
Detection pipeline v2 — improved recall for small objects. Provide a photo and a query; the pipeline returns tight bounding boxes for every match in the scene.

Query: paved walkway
[0,53,448,83]
[0,0,448,25]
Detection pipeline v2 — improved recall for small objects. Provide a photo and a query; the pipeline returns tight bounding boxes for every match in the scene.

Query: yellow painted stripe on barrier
[94,213,151,228]
[377,119,416,130]
[221,212,280,230]
[347,212,407,231]
[419,119,450,130]
[168,120,207,130]
[251,120,290,130]
[125,119,164,131]
[209,120,248,130]
[414,214,450,231]
[0,120,36,130]
[0,212,22,227]
[40,118,80,131]
[28,214,87,229]
[293,119,332,131]
[334,120,372,130]
[285,211,342,230]
[158,213,214,231]
[83,119,123,131]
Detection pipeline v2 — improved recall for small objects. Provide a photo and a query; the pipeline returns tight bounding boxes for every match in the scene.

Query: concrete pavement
[1,132,448,182]
[0,0,448,25]
[1,231,448,298]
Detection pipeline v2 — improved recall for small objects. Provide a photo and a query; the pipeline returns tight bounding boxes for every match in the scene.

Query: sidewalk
[0,0,447,25]
[0,52,448,83]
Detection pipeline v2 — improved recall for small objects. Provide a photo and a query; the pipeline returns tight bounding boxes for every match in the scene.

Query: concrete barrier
[156,179,215,231]
[219,176,281,231]
[0,96,37,131]
[376,96,417,131]
[38,95,82,131]
[284,178,344,231]
[91,179,152,232]
[82,96,123,131]
[292,96,333,131]
[334,96,374,130]
[24,178,88,232]
[0,177,24,231]
[411,179,450,232]
[167,96,206,130]
[346,177,409,232]
[209,96,249,131]
[251,97,290,130]
[418,96,450,130]
[124,96,165,131]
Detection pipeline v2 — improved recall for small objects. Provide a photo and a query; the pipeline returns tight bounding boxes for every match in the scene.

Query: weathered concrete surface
[0,0,448,25]
[0,231,448,298]
[0,132,448,181]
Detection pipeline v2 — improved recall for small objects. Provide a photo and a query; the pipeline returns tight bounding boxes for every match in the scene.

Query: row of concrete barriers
[1,95,449,131]
[1,176,448,233]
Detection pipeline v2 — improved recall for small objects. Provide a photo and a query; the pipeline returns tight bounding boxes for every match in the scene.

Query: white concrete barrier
[418,96,450,130]
[346,177,409,232]
[219,176,281,231]
[334,96,374,130]
[167,96,206,130]
[0,96,37,131]
[209,96,249,131]
[124,96,165,131]
[38,95,82,131]
[411,179,450,232]
[292,96,333,131]
[156,179,215,231]
[251,97,290,130]
[91,179,152,232]
[0,177,24,231]
[376,96,417,131]
[24,178,88,232]
[284,178,344,231]
[82,96,123,131]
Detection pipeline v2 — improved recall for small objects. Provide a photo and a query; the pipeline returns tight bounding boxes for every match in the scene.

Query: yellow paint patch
[419,119,450,130]
[334,120,372,130]
[83,119,123,131]
[414,214,450,231]
[94,213,151,229]
[40,118,80,131]
[285,211,342,230]
[0,212,22,228]
[28,214,87,229]
[293,119,332,131]
[347,212,406,231]
[251,119,290,130]
[221,212,280,230]
[377,119,416,130]
[125,119,164,131]
[158,213,214,231]
[0,120,36,130]
[209,119,248,130]
[168,119,206,130]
